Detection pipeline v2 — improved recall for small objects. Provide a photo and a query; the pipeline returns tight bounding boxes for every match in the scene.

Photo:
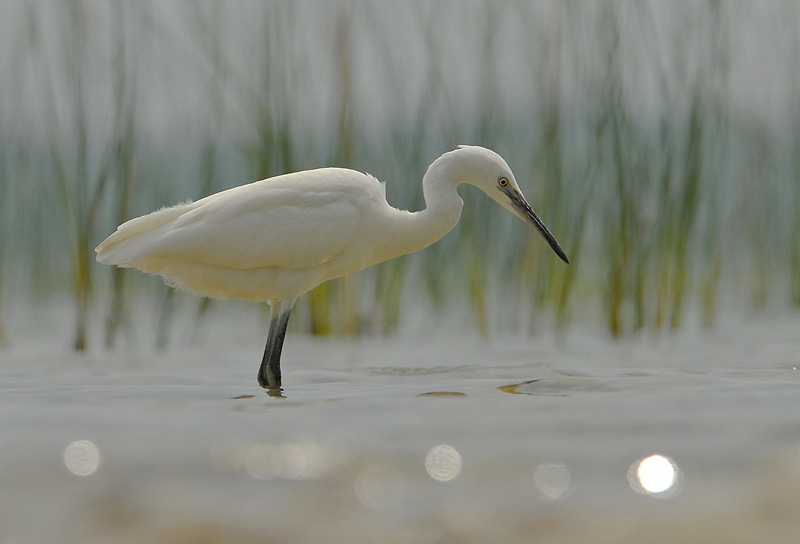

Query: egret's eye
[498,177,509,187]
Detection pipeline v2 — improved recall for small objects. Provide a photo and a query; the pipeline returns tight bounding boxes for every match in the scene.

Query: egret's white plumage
[97,146,568,390]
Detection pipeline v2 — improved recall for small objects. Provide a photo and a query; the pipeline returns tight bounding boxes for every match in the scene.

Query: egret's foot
[257,369,281,389]
[266,386,285,399]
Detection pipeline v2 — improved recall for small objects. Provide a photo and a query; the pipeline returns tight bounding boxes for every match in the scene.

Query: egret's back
[95,167,400,302]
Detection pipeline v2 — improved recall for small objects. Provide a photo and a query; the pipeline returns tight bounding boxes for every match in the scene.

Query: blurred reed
[1,1,798,348]
[0,118,6,346]
[28,2,138,349]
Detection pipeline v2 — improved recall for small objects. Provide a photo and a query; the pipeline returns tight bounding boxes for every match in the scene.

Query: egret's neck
[398,160,464,252]
[423,166,463,214]
[369,153,473,266]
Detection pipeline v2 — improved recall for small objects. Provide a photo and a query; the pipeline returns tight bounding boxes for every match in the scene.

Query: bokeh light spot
[63,440,101,477]
[534,462,572,500]
[425,445,462,482]
[628,454,681,497]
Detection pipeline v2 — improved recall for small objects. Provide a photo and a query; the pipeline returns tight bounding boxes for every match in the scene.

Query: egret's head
[440,146,570,264]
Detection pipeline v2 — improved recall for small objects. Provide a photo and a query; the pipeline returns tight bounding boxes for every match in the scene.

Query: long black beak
[502,187,570,265]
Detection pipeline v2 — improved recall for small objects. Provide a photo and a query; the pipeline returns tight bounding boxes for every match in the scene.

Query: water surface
[2,314,800,542]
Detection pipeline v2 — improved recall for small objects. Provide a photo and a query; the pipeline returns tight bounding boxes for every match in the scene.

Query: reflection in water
[498,380,542,395]
[266,387,286,399]
[534,462,572,500]
[628,454,682,497]
[212,439,345,481]
[499,377,628,396]
[63,440,101,476]
[425,445,462,482]
[355,464,407,509]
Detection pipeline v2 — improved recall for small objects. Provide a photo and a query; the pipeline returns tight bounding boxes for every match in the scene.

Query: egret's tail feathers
[96,203,192,266]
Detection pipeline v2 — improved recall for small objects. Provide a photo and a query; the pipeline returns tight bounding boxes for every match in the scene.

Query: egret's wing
[131,168,386,271]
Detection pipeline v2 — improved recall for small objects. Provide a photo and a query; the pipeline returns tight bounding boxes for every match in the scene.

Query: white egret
[96,146,569,390]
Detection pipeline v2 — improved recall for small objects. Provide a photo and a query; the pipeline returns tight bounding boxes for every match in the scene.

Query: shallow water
[2,311,800,543]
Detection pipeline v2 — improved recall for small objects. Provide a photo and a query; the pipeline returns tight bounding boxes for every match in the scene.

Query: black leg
[258,301,292,389]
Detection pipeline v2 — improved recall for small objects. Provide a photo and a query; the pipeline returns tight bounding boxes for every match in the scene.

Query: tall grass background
[1,1,798,350]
